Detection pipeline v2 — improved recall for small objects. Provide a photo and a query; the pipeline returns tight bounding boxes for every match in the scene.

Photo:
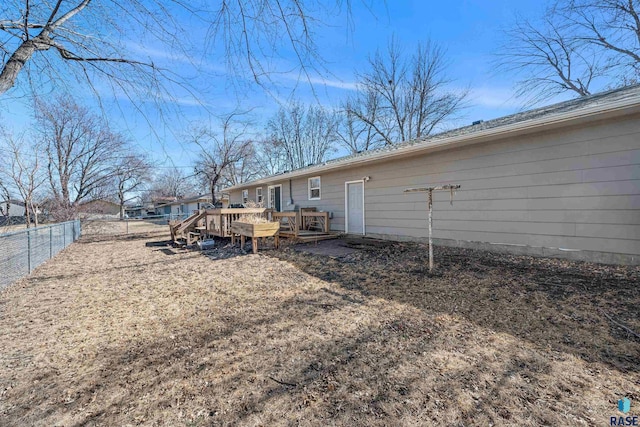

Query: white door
[268,185,282,212]
[345,181,364,234]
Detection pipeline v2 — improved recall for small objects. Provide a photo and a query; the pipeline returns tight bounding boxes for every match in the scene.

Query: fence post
[27,228,32,273]
[49,226,53,259]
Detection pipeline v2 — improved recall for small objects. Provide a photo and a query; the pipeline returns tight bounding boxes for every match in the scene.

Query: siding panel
[228,112,640,261]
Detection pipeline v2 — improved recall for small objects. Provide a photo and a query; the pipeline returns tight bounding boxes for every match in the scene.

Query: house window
[256,187,263,204]
[242,189,249,204]
[308,176,321,200]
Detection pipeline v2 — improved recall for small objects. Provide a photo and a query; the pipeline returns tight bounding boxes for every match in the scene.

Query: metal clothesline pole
[404,184,461,272]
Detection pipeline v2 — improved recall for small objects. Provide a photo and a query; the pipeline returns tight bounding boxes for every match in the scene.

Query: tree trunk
[119,192,125,220]
[24,205,31,229]
[0,39,42,95]
[34,204,39,227]
[211,177,218,205]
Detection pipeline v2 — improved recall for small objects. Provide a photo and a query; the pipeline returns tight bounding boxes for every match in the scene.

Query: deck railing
[170,207,330,242]
[272,211,330,237]
[205,208,271,237]
[301,211,329,233]
[272,212,299,237]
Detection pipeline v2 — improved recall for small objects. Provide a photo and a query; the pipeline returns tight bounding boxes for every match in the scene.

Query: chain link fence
[0,220,81,290]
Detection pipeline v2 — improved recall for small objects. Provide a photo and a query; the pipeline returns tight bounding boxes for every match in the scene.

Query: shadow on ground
[2,231,638,426]
[272,237,640,374]
[3,287,583,426]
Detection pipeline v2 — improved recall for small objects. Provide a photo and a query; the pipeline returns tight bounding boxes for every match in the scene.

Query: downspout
[289,179,294,205]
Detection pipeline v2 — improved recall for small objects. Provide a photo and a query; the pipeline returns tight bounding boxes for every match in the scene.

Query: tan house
[225,85,640,265]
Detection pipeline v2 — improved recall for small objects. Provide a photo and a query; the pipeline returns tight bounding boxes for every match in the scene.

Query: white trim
[308,176,321,200]
[267,184,283,212]
[223,96,640,192]
[256,187,263,204]
[344,180,365,235]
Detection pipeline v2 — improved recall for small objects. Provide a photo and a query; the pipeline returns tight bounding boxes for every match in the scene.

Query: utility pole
[404,184,461,272]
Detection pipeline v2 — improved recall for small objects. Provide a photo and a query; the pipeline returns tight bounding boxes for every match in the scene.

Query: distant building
[157,194,212,217]
[0,199,28,217]
[124,204,144,218]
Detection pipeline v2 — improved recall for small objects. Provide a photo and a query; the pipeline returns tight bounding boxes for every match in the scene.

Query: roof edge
[224,92,640,191]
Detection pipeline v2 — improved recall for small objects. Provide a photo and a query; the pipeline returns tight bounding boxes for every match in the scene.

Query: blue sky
[1,0,580,172]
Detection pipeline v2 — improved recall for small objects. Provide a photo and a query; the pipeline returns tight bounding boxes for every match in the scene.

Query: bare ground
[0,221,638,426]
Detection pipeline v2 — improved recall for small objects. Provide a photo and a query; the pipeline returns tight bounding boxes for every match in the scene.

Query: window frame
[308,176,321,201]
[256,187,263,204]
[241,189,249,204]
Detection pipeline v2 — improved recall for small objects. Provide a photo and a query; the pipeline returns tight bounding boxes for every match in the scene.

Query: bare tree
[0,1,363,106]
[224,143,262,187]
[498,16,603,104]
[564,0,640,78]
[0,178,11,218]
[499,0,640,103]
[0,0,199,103]
[148,167,197,200]
[267,101,338,171]
[0,133,46,227]
[112,154,152,220]
[337,89,380,153]
[346,38,467,146]
[35,97,125,220]
[191,114,255,204]
[254,137,289,177]
[210,1,359,93]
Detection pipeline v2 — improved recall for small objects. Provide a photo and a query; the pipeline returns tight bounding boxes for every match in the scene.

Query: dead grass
[0,223,46,234]
[0,223,638,426]
[0,224,27,234]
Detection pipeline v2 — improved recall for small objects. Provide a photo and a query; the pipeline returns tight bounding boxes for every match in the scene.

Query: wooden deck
[170,208,272,245]
[273,211,337,242]
[169,207,337,246]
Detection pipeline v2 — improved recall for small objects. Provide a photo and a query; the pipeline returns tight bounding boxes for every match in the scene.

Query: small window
[242,189,248,204]
[256,187,263,204]
[308,176,321,200]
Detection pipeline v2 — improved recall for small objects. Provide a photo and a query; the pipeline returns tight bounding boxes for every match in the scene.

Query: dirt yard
[0,221,638,426]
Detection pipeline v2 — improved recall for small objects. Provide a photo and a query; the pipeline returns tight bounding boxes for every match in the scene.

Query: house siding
[0,202,26,217]
[231,113,640,264]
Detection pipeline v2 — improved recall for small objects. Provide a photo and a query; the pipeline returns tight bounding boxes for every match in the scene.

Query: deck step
[296,234,339,243]
[279,231,339,242]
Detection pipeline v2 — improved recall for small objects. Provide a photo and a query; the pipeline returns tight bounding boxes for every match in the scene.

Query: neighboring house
[161,195,212,217]
[124,205,144,218]
[225,85,640,265]
[0,199,29,217]
[151,197,175,216]
[78,200,121,215]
